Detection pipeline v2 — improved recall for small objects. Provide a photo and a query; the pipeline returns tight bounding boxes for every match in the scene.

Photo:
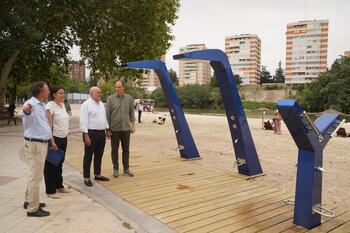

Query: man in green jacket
[106,80,136,177]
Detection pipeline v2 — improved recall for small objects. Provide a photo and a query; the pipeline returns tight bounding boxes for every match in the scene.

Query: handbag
[46,108,65,166]
[46,148,65,166]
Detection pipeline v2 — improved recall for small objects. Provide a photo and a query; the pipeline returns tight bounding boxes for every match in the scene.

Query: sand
[67,107,350,211]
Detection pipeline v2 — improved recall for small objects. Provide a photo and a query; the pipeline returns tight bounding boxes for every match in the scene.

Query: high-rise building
[178,44,211,86]
[344,51,350,57]
[225,34,261,85]
[285,19,328,84]
[138,55,165,92]
[68,61,86,82]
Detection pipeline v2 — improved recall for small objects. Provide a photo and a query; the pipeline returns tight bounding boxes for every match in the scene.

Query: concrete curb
[63,165,175,233]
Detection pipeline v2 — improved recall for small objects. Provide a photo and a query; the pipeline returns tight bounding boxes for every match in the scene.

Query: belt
[88,129,105,132]
[24,137,48,143]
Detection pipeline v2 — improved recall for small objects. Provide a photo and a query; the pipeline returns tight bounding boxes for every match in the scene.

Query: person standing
[136,101,143,123]
[80,86,110,186]
[21,81,51,217]
[106,80,136,178]
[64,99,72,116]
[44,86,70,199]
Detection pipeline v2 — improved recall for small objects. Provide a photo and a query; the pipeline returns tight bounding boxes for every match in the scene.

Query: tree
[0,0,180,106]
[211,74,242,87]
[273,61,285,83]
[168,69,178,86]
[260,65,273,84]
[210,75,218,87]
[233,74,243,86]
[297,56,350,114]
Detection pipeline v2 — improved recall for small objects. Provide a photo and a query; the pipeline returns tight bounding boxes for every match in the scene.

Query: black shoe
[84,178,93,187]
[23,202,46,209]
[94,175,110,181]
[27,208,50,217]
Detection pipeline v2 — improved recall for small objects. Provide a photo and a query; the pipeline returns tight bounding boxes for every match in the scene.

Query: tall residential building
[178,44,211,86]
[139,55,165,92]
[68,61,86,82]
[225,34,261,85]
[285,19,329,84]
[344,51,350,57]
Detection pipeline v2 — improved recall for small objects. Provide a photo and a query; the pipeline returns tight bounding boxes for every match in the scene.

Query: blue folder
[46,148,65,166]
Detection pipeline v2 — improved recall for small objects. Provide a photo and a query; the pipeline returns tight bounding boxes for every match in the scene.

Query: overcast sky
[70,0,350,75]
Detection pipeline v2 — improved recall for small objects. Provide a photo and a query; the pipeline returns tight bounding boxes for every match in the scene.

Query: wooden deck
[67,152,350,233]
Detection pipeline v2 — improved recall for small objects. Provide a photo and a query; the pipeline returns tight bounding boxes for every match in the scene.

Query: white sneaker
[47,193,61,199]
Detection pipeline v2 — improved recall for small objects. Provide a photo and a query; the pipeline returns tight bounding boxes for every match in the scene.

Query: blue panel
[314,113,339,134]
[174,49,262,176]
[125,60,200,159]
[277,99,340,229]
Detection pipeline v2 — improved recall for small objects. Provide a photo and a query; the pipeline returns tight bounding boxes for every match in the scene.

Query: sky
[70,0,350,75]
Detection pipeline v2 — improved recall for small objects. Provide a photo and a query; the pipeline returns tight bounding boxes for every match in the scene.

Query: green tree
[260,65,273,84]
[273,61,285,83]
[0,0,180,106]
[210,75,218,87]
[297,56,350,114]
[233,74,243,86]
[211,74,242,87]
[168,69,178,86]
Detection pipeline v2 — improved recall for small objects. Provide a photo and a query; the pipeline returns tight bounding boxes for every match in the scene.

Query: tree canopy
[273,61,285,83]
[297,56,350,114]
[260,65,273,84]
[0,0,180,105]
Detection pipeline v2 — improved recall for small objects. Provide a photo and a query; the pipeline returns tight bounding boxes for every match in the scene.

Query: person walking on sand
[273,111,282,134]
[106,80,136,178]
[80,86,111,187]
[44,86,71,199]
[136,101,143,123]
[21,81,51,217]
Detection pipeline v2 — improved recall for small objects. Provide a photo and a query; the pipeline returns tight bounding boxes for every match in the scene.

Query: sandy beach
[67,107,350,211]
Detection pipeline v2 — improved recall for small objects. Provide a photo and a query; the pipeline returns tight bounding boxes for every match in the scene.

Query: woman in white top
[44,86,70,198]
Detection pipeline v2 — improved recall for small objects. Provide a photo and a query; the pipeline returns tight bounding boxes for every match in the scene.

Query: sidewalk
[0,123,135,233]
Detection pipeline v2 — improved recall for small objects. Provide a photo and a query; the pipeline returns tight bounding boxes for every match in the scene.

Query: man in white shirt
[80,86,110,186]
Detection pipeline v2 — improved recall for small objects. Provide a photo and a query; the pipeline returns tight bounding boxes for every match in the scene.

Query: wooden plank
[282,208,348,233]
[328,221,350,233]
[67,151,349,233]
[119,174,234,201]
[173,193,291,232]
[112,169,220,193]
[116,170,226,195]
[234,209,294,233]
[169,192,290,229]
[141,180,257,211]
[158,188,279,222]
[130,178,244,205]
[133,178,248,206]
[307,211,350,233]
[208,205,294,233]
[147,183,263,215]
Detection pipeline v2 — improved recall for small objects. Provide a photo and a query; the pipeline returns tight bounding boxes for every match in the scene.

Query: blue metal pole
[277,99,340,229]
[174,49,263,176]
[123,60,200,159]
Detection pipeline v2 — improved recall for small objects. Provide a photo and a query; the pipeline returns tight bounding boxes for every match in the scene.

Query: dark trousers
[83,130,106,178]
[44,136,67,194]
[138,111,142,123]
[111,131,130,171]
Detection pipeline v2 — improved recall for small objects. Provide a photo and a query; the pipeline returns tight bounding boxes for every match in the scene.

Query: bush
[263,84,283,90]
[151,84,276,111]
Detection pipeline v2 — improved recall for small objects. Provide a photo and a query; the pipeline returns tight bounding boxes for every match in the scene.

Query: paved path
[0,123,135,233]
